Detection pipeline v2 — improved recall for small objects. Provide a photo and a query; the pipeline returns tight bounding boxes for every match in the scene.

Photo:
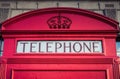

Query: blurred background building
[0,0,120,56]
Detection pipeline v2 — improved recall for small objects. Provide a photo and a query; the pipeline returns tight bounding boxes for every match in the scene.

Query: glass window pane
[0,40,3,56]
[116,41,120,56]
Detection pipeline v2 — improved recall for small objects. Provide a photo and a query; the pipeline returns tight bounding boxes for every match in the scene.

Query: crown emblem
[47,16,72,29]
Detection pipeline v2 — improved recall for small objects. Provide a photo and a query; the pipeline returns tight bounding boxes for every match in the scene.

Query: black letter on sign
[83,42,91,52]
[93,42,99,52]
[20,42,28,52]
[30,42,37,52]
[64,42,71,52]
[46,42,53,52]
[55,42,62,52]
[73,42,82,53]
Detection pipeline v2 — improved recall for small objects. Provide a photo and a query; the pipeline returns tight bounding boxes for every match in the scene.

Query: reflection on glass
[116,41,120,56]
[0,40,3,56]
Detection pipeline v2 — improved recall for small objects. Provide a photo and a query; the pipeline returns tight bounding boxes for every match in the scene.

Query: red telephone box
[0,8,119,79]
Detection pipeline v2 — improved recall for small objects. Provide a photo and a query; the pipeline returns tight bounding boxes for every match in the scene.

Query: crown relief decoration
[47,13,72,29]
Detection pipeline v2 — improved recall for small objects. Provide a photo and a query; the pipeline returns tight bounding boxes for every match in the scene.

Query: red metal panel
[117,58,120,79]
[6,63,114,79]
[119,64,120,79]
[0,58,7,79]
[13,70,106,79]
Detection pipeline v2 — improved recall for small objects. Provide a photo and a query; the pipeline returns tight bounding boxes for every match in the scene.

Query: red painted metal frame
[0,7,119,79]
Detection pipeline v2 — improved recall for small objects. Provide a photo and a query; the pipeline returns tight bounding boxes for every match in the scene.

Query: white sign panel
[17,41,102,53]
